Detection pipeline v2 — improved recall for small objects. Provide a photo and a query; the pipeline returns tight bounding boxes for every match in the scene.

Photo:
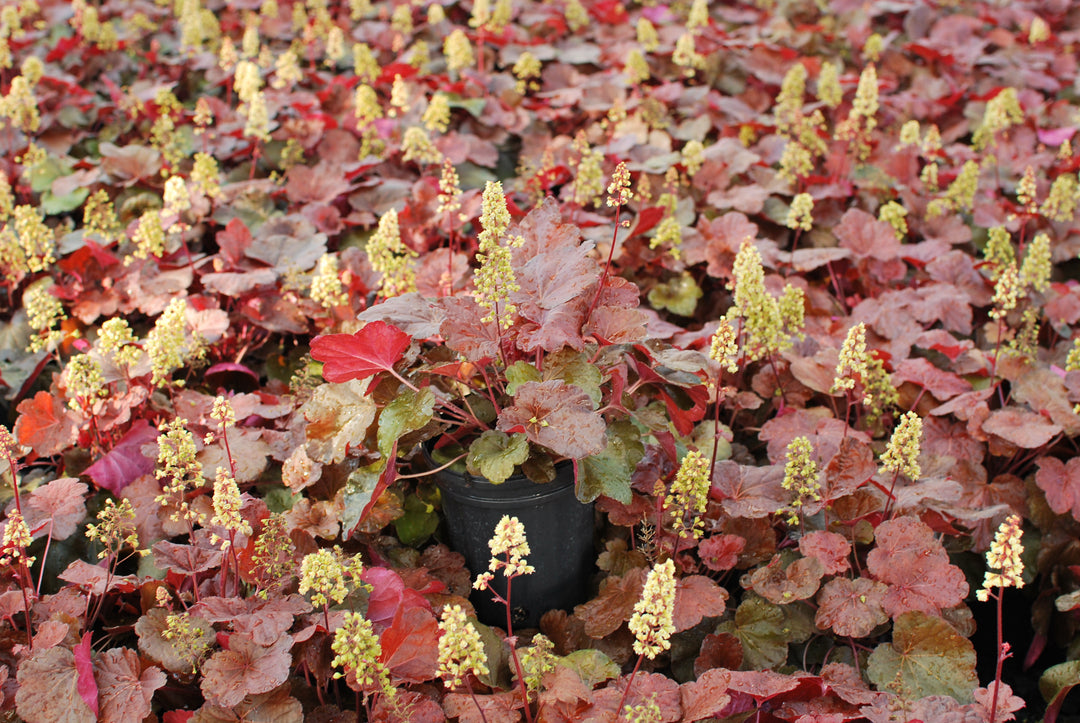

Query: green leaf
[342,460,388,534]
[41,187,90,215]
[26,155,72,194]
[263,485,299,513]
[1039,660,1080,714]
[505,362,541,396]
[558,649,619,688]
[867,611,977,703]
[466,430,529,484]
[393,492,440,547]
[575,420,644,504]
[544,350,604,406]
[647,272,703,317]
[716,595,790,670]
[378,387,435,457]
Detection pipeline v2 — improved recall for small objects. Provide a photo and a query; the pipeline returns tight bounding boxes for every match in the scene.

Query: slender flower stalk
[977,515,1024,723]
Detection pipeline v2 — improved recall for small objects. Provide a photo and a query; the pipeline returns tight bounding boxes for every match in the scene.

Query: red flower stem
[503,571,534,723]
[585,203,623,325]
[989,588,1004,723]
[615,653,645,721]
[464,677,490,723]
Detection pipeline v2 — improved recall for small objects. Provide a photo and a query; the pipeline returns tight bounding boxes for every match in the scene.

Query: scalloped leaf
[466,430,529,485]
[867,611,977,703]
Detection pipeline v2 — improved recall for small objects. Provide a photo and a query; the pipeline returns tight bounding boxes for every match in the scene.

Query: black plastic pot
[429,452,596,629]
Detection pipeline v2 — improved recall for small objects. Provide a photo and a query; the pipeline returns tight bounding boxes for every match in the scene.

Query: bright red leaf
[309,321,412,384]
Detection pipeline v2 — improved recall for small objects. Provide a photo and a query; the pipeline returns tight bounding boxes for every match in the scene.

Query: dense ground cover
[1,0,1080,720]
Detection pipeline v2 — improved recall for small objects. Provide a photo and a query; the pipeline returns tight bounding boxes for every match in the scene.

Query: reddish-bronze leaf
[15,646,95,723]
[379,606,439,684]
[815,577,889,638]
[748,556,824,605]
[865,517,968,617]
[710,461,789,519]
[94,648,166,723]
[497,381,606,459]
[1035,456,1080,521]
[698,534,745,572]
[440,295,502,362]
[981,407,1062,450]
[574,568,646,639]
[26,477,87,540]
[834,209,901,261]
[894,357,972,401]
[443,691,522,723]
[693,633,743,676]
[14,392,79,457]
[673,575,728,632]
[201,634,293,708]
[191,682,302,723]
[798,531,851,575]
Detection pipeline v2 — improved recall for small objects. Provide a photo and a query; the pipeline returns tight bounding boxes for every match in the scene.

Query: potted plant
[307,184,706,627]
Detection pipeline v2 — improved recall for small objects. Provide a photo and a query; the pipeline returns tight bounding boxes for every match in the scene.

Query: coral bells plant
[309,192,700,503]
[7,0,1080,720]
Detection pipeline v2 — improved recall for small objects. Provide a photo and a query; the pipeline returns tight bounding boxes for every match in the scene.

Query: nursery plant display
[2,0,1080,721]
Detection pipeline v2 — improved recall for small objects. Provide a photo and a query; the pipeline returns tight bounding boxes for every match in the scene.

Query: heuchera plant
[3,0,1080,721]
[308,195,705,506]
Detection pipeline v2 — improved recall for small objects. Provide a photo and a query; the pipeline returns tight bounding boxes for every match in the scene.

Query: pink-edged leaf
[74,633,99,717]
[84,419,158,494]
[309,321,411,384]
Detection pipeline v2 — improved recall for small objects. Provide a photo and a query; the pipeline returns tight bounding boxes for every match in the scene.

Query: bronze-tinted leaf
[94,648,166,723]
[814,577,889,638]
[201,634,293,708]
[497,381,606,459]
[673,575,728,632]
[15,647,95,723]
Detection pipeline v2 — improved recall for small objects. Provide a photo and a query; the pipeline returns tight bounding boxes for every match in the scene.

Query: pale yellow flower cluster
[367,209,417,298]
[24,280,66,352]
[155,418,206,525]
[786,193,814,231]
[437,604,489,688]
[299,546,365,608]
[0,509,34,568]
[474,182,521,328]
[210,469,252,549]
[1019,232,1051,294]
[332,612,395,698]
[878,201,908,241]
[880,411,922,481]
[709,317,739,375]
[85,498,140,560]
[628,559,676,659]
[976,514,1024,601]
[607,162,633,207]
[664,450,711,539]
[475,515,534,591]
[64,353,107,410]
[728,242,804,361]
[780,436,821,526]
[311,253,349,310]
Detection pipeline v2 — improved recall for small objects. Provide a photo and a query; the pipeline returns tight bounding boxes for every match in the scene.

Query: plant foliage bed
[1,0,1079,720]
